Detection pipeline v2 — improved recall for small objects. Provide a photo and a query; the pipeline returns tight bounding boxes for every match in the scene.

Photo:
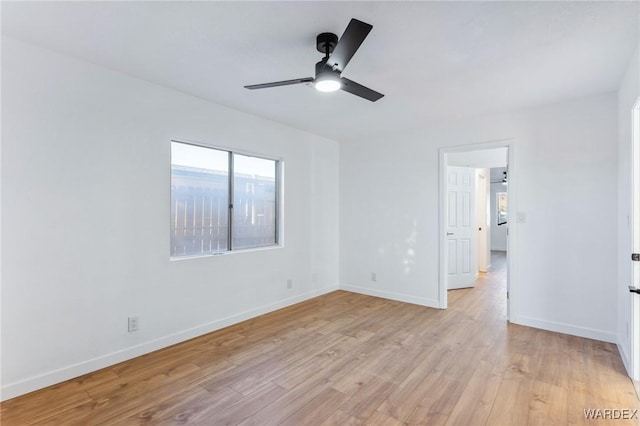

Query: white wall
[490,182,508,251]
[0,37,339,400]
[340,92,618,342]
[616,44,640,375]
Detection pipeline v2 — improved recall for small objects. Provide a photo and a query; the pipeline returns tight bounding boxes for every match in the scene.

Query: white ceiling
[2,1,638,143]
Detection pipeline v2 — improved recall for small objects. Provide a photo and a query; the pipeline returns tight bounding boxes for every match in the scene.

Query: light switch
[517,211,526,223]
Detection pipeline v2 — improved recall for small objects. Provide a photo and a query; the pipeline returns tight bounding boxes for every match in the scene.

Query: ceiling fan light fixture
[315,74,341,92]
[244,19,383,101]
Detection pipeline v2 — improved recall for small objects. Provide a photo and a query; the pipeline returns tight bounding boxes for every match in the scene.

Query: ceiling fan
[244,18,384,102]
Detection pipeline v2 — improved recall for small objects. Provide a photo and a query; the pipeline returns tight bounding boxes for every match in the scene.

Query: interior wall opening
[439,142,513,319]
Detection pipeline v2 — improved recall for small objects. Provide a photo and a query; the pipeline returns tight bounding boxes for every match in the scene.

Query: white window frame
[170,139,282,259]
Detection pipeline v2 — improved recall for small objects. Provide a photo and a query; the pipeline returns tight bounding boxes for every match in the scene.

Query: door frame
[631,97,640,382]
[438,139,516,319]
[476,168,490,273]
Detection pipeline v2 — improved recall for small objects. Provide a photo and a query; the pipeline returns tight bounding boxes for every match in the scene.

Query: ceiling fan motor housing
[316,32,338,56]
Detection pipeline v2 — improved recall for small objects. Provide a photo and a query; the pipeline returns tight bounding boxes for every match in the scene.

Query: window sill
[169,244,283,261]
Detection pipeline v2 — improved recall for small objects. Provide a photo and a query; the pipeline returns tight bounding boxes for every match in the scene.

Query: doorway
[438,140,516,319]
[631,97,640,391]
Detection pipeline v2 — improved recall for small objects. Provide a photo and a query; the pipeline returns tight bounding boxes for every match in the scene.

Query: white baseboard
[1,285,339,401]
[618,341,632,377]
[510,314,616,344]
[340,284,440,309]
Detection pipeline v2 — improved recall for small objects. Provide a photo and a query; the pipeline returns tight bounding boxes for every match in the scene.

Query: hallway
[448,250,507,317]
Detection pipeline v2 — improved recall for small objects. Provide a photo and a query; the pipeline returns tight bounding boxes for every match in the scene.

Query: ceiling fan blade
[340,77,384,102]
[325,19,372,73]
[244,77,314,90]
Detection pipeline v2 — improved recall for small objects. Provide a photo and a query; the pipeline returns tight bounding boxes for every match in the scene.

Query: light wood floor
[2,252,639,425]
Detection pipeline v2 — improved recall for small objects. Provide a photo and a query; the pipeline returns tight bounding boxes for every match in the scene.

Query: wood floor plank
[338,376,396,420]
[2,252,638,425]
[128,385,243,424]
[381,344,447,406]
[52,362,204,425]
[365,410,405,426]
[279,387,351,426]
[273,331,376,391]
[485,376,533,425]
[320,409,362,426]
[194,381,288,425]
[236,376,332,426]
[528,379,568,426]
[444,360,504,426]
[0,385,92,425]
[331,369,379,397]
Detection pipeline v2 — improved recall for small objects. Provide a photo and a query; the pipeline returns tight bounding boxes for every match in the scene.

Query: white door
[447,166,477,289]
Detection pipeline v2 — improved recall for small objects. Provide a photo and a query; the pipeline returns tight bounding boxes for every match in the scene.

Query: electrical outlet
[128,316,139,332]
[371,272,377,282]
[287,279,293,289]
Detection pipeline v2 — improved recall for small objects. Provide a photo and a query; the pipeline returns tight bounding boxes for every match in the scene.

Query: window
[170,141,279,258]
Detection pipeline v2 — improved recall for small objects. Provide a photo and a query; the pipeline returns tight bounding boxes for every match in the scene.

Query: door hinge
[506,291,509,299]
[632,253,640,262]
